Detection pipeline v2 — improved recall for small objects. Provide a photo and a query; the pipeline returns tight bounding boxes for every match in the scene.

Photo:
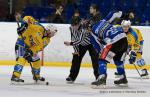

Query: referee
[64,10,99,83]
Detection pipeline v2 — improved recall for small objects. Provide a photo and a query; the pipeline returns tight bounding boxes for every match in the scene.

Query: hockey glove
[24,49,33,62]
[136,58,146,67]
[17,21,28,35]
[129,51,137,64]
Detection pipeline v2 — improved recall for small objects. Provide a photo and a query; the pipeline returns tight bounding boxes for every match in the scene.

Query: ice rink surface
[0,66,150,97]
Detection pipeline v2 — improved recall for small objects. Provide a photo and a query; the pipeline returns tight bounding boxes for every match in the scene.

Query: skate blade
[34,80,49,85]
[66,81,74,84]
[115,83,128,87]
[115,75,121,78]
[91,84,106,89]
[10,81,24,85]
[141,76,149,79]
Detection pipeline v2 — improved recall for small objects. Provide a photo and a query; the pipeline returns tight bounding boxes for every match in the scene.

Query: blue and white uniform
[90,11,128,76]
[91,20,126,45]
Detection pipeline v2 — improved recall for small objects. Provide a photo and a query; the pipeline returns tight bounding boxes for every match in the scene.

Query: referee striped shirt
[70,26,91,52]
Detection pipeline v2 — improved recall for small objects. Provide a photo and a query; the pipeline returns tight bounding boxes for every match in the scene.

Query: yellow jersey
[127,27,143,52]
[18,16,50,54]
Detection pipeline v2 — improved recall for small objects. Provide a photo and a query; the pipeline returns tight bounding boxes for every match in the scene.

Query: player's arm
[128,34,137,52]
[104,11,122,23]
[33,20,51,48]
[35,22,51,48]
[128,32,140,64]
[17,16,37,35]
[132,29,143,52]
[28,36,50,56]
[135,28,144,53]
[29,35,44,54]
[29,24,57,54]
[128,35,137,64]
[17,20,28,35]
[43,36,50,48]
[136,28,144,47]
[42,24,57,48]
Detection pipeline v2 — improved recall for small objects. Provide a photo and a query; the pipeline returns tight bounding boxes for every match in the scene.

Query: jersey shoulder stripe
[129,28,138,42]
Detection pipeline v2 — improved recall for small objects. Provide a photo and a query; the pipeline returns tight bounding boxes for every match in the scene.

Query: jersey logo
[29,35,36,46]
[106,27,118,36]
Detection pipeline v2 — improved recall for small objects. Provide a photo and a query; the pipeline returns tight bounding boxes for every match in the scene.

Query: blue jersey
[91,20,126,44]
[89,11,125,54]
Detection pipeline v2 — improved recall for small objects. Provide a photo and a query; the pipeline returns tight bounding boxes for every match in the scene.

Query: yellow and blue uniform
[127,27,146,67]
[13,16,50,79]
[127,28,143,53]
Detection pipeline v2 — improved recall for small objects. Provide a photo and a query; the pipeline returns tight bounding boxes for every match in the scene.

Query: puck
[46,82,49,85]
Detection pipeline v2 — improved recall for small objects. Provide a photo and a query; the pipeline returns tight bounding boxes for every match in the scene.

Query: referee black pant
[69,44,99,81]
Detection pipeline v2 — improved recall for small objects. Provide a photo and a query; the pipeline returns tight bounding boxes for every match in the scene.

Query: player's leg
[113,38,128,85]
[11,58,26,84]
[104,11,122,23]
[11,41,27,84]
[91,44,113,86]
[91,59,108,86]
[91,38,128,86]
[88,44,99,80]
[114,59,128,85]
[66,45,88,83]
[31,54,46,82]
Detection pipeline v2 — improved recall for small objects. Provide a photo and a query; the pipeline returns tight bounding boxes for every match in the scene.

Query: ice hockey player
[11,15,57,84]
[88,11,128,87]
[115,20,149,78]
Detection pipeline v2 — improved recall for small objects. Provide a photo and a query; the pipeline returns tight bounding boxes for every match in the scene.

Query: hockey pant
[98,38,128,75]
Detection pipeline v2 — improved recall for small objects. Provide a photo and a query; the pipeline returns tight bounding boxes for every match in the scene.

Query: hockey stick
[133,63,142,80]
[16,21,38,82]
[41,47,44,66]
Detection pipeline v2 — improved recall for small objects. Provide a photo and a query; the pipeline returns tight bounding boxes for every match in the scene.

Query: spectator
[89,4,101,25]
[121,11,135,21]
[114,11,135,25]
[0,0,8,21]
[50,4,65,23]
